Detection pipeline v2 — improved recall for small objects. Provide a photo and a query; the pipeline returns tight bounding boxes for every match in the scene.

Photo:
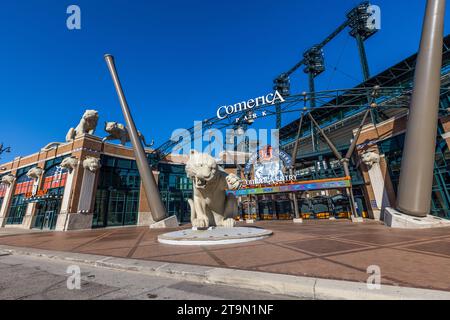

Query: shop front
[31,161,67,230]
[92,155,141,228]
[234,145,359,221]
[6,165,35,225]
[158,163,193,223]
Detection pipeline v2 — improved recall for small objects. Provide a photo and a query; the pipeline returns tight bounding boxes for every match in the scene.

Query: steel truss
[153,86,450,161]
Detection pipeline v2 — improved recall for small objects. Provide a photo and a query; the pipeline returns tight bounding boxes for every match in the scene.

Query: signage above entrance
[216,90,285,120]
[226,177,351,197]
[244,145,293,180]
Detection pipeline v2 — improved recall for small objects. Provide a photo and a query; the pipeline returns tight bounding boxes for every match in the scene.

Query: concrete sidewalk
[0,251,292,300]
[1,244,450,300]
[1,220,450,292]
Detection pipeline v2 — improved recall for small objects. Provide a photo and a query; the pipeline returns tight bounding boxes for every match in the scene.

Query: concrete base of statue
[150,215,179,229]
[158,227,272,246]
[293,218,303,223]
[384,207,450,229]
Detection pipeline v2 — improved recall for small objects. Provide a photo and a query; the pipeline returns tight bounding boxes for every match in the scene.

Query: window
[379,132,450,219]
[158,163,193,222]
[6,166,34,225]
[92,155,141,228]
[42,164,67,191]
[0,178,7,209]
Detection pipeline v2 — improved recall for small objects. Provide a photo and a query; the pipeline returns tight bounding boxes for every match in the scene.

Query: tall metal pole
[290,114,304,219]
[276,104,282,129]
[396,0,446,217]
[309,74,318,153]
[104,54,168,222]
[355,33,371,81]
[355,33,381,125]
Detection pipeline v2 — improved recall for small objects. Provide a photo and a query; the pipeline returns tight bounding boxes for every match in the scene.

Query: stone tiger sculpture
[361,151,380,169]
[186,150,241,228]
[60,156,78,173]
[1,174,15,186]
[26,167,44,180]
[83,157,101,173]
[102,122,154,147]
[66,110,99,142]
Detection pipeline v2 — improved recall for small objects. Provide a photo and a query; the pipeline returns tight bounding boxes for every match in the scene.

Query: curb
[1,245,449,300]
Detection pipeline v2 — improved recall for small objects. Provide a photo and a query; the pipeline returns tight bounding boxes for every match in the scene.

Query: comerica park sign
[216,90,285,120]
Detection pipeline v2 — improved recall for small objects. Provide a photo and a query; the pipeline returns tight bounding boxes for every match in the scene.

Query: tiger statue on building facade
[102,122,154,147]
[66,110,99,142]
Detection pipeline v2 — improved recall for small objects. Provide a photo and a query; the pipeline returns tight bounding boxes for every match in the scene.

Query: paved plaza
[1,220,450,292]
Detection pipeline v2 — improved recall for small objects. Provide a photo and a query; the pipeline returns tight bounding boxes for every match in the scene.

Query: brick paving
[1,220,450,291]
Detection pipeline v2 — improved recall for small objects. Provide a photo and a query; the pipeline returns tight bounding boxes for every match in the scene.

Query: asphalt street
[0,253,295,300]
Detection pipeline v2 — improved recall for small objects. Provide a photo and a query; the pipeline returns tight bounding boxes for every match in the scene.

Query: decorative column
[77,157,100,213]
[361,151,391,221]
[55,156,79,231]
[22,167,44,229]
[0,174,16,227]
[64,156,101,231]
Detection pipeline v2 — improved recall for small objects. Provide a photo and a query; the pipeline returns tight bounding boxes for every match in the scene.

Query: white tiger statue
[82,157,101,173]
[26,167,44,180]
[66,110,99,142]
[186,150,241,228]
[102,122,154,147]
[361,151,380,168]
[60,156,78,173]
[1,174,15,186]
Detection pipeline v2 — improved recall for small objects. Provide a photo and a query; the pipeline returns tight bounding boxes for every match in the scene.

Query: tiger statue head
[82,157,101,173]
[81,110,99,130]
[1,174,16,186]
[104,121,121,133]
[60,156,78,173]
[185,150,219,189]
[26,167,44,180]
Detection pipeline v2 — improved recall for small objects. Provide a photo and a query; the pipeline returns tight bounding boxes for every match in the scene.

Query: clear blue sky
[1,0,449,163]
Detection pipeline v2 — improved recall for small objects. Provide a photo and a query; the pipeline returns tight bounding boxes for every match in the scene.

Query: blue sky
[0,0,449,163]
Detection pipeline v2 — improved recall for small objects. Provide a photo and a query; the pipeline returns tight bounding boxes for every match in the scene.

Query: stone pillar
[22,167,44,229]
[0,175,16,227]
[55,157,78,231]
[59,156,101,231]
[77,166,97,212]
[22,202,38,229]
[361,151,391,221]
